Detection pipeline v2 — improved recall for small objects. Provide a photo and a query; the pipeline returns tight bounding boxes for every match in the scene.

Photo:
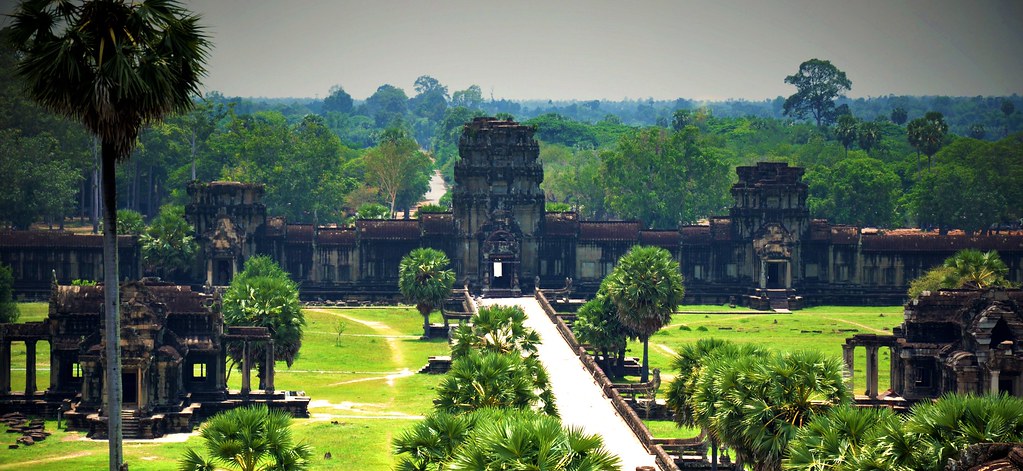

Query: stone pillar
[865,345,878,399]
[206,259,213,286]
[759,260,767,289]
[990,369,1000,395]
[841,344,855,392]
[265,340,275,394]
[0,340,10,395]
[785,261,792,289]
[241,340,251,395]
[25,340,37,396]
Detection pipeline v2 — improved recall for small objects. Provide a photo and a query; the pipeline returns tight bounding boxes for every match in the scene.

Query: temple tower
[185,182,267,286]
[452,118,544,295]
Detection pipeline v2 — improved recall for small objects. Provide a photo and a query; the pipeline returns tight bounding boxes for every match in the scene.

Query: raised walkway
[480,297,657,470]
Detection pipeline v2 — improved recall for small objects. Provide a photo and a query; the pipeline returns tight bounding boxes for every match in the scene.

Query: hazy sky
[2,0,1022,101]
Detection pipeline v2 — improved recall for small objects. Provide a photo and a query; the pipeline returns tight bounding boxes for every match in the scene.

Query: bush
[0,263,18,323]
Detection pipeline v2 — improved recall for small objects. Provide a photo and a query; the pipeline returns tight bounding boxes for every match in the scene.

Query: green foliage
[435,350,556,415]
[0,263,19,323]
[572,292,635,378]
[835,114,859,153]
[907,266,955,299]
[140,205,197,280]
[71,279,98,286]
[398,248,455,338]
[414,204,447,217]
[356,202,390,220]
[223,256,305,368]
[116,209,145,235]
[783,59,852,127]
[363,129,431,214]
[545,201,572,212]
[365,84,409,127]
[785,404,902,470]
[450,305,541,359]
[907,111,949,164]
[604,245,685,382]
[0,129,82,229]
[806,157,902,227]
[943,249,1012,290]
[178,404,312,471]
[601,127,731,228]
[322,84,354,114]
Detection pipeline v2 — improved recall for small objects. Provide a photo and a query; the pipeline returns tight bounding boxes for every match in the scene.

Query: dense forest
[2,39,1022,233]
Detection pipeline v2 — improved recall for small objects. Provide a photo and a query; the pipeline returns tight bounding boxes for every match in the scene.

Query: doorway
[766,262,788,289]
[122,370,138,408]
[214,260,232,286]
[491,261,511,289]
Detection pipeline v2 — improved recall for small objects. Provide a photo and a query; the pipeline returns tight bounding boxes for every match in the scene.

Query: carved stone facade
[845,289,1023,403]
[0,280,308,438]
[4,120,1023,308]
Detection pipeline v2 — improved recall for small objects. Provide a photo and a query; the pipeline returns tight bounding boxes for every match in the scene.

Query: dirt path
[0,451,93,469]
[309,308,406,367]
[821,317,889,335]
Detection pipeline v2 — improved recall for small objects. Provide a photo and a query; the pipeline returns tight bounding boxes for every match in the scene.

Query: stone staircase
[767,289,789,311]
[121,410,141,439]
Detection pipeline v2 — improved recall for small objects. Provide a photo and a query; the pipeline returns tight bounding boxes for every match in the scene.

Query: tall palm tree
[178,404,312,471]
[907,111,948,170]
[392,412,474,471]
[398,248,455,338]
[434,350,556,415]
[604,245,685,382]
[8,1,209,467]
[784,404,900,470]
[450,305,540,359]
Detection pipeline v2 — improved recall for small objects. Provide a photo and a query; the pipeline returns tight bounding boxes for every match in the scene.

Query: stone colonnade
[224,326,276,395]
[843,334,900,399]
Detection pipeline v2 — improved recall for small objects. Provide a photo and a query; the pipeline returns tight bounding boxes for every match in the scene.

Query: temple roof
[544,213,579,237]
[357,220,420,240]
[578,221,640,242]
[420,213,455,236]
[639,230,680,247]
[317,228,356,245]
[0,231,136,248]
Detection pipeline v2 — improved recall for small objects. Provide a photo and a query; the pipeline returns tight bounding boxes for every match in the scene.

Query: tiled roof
[861,230,1023,252]
[680,225,711,244]
[420,213,455,235]
[578,221,640,241]
[544,213,578,237]
[830,226,859,245]
[357,220,420,240]
[286,224,314,243]
[317,228,356,245]
[0,231,136,248]
[639,230,680,247]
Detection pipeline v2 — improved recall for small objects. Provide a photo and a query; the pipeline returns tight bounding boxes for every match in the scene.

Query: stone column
[241,340,251,395]
[990,369,1000,395]
[25,340,36,396]
[265,340,275,394]
[759,260,767,289]
[206,259,213,286]
[785,261,792,289]
[0,340,10,395]
[865,345,878,399]
[841,345,855,392]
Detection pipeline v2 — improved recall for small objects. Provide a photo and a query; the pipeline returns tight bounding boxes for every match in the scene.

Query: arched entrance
[482,229,521,296]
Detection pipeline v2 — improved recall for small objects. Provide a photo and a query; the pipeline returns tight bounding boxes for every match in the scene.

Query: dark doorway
[215,260,231,286]
[766,262,785,289]
[491,261,511,289]
[122,370,138,406]
[1000,374,1017,396]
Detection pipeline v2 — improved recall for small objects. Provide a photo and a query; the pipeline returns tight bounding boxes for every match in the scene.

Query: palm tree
[902,394,1023,471]
[392,412,474,471]
[943,249,1011,290]
[603,245,685,382]
[223,257,305,387]
[398,248,455,338]
[178,404,312,471]
[9,1,209,467]
[450,305,540,359]
[434,350,556,415]
[572,292,634,378]
[444,409,621,471]
[835,114,858,156]
[907,111,948,170]
[784,404,900,470]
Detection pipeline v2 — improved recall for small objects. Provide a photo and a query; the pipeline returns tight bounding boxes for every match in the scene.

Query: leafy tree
[907,111,948,169]
[364,84,409,127]
[8,2,210,466]
[322,84,354,115]
[398,248,455,338]
[909,162,997,233]
[672,108,693,131]
[356,202,390,220]
[783,59,852,127]
[969,123,986,139]
[444,409,620,471]
[834,114,859,155]
[1002,99,1016,137]
[140,205,197,280]
[450,85,483,110]
[409,75,448,124]
[434,350,556,415]
[806,157,901,227]
[856,120,882,153]
[890,107,908,125]
[413,204,447,217]
[117,209,145,235]
[545,202,571,212]
[572,292,634,378]
[601,127,730,228]
[603,246,684,382]
[364,128,431,215]
[0,129,82,229]
[178,404,312,471]
[907,266,955,299]
[223,256,305,386]
[0,263,19,324]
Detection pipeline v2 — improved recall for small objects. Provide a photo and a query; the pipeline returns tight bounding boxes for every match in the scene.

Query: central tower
[452,117,544,295]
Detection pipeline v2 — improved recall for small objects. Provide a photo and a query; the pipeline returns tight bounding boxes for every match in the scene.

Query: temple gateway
[3,117,1023,308]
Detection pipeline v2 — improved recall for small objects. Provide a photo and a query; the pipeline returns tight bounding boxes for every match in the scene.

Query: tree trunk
[616,346,626,378]
[190,130,197,181]
[92,138,100,234]
[419,305,431,339]
[641,337,650,383]
[711,437,718,471]
[101,141,124,470]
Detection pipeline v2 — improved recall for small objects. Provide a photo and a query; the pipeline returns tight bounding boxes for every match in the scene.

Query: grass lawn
[0,304,450,470]
[623,304,904,396]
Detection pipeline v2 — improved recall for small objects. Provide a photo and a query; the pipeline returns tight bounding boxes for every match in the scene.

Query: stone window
[693,265,703,280]
[540,259,547,275]
[338,265,351,282]
[72,362,82,379]
[582,262,596,279]
[192,363,207,381]
[322,264,334,282]
[805,263,819,278]
[726,263,737,278]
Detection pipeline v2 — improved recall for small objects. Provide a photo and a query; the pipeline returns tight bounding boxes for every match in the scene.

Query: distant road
[416,170,447,208]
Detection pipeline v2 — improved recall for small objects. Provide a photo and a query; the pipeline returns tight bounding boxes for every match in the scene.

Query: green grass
[2,303,449,470]
[622,305,903,396]
[642,419,700,439]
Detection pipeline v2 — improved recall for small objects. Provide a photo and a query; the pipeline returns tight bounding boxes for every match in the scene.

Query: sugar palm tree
[434,350,556,415]
[603,245,685,382]
[398,248,455,338]
[943,249,1011,290]
[784,404,901,470]
[450,305,540,359]
[572,292,634,378]
[178,404,312,471]
[8,1,209,467]
[392,412,474,471]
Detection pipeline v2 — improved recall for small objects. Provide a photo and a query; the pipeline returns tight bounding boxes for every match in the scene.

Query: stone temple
[3,117,1022,308]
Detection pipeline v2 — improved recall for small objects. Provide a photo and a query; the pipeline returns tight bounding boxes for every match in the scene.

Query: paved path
[481,297,657,470]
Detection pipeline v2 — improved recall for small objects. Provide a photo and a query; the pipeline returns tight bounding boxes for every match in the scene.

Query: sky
[2,0,1022,101]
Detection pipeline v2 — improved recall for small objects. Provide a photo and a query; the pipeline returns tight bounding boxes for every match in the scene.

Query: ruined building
[3,117,1023,308]
[0,280,308,438]
[845,288,1023,402]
